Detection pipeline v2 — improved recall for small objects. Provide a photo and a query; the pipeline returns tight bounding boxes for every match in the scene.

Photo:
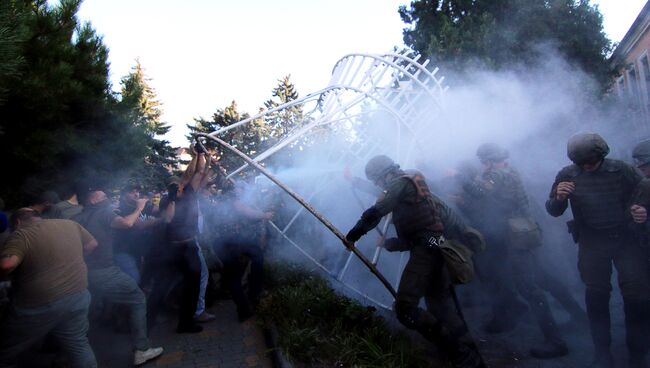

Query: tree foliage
[0,0,152,206]
[187,76,309,176]
[399,0,612,90]
[187,100,270,175]
[117,60,177,190]
[0,1,26,107]
[264,75,304,139]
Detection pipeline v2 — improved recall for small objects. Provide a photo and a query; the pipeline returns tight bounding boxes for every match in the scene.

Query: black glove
[346,224,365,242]
[167,183,179,202]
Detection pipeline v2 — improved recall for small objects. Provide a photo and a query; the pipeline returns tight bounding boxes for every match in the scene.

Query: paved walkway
[90,300,272,368]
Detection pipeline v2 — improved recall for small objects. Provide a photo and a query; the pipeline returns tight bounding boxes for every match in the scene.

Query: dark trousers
[220,240,264,319]
[148,239,202,329]
[577,228,650,354]
[395,243,483,366]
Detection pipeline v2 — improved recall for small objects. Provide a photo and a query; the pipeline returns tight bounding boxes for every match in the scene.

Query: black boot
[525,288,568,359]
[624,298,650,368]
[585,290,612,368]
[585,290,611,349]
[417,311,486,368]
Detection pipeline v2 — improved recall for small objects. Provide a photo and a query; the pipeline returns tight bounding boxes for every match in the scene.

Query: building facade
[610,1,650,133]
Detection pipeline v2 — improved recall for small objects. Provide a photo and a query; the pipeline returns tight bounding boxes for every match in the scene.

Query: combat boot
[624,298,650,368]
[529,338,568,359]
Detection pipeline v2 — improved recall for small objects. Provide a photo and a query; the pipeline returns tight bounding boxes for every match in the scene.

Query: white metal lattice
[206,50,447,309]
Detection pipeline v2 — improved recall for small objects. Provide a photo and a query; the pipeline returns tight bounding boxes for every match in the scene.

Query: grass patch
[258,262,432,367]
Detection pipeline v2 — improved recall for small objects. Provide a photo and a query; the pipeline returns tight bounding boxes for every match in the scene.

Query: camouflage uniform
[466,144,568,358]
[347,157,485,368]
[546,133,650,367]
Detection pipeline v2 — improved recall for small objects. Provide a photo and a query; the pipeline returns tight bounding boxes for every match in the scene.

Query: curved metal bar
[196,133,398,299]
[330,52,446,108]
[218,83,425,180]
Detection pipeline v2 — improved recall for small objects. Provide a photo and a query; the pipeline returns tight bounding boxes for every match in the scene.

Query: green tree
[117,60,177,189]
[0,0,148,206]
[264,75,304,139]
[399,0,612,90]
[187,100,271,175]
[0,1,26,107]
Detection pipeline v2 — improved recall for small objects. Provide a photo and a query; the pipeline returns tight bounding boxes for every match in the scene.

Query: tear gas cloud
[234,48,641,309]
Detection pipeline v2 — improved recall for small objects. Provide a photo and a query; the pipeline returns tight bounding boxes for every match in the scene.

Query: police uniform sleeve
[345,178,406,242]
[629,179,650,239]
[545,170,569,217]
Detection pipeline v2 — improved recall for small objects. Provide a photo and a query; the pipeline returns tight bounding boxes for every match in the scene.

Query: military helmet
[365,155,399,182]
[632,139,650,168]
[476,143,509,162]
[567,132,609,165]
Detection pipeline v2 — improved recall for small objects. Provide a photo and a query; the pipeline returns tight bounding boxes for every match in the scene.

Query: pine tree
[187,101,273,175]
[264,75,304,139]
[0,1,25,107]
[117,60,177,189]
[0,0,149,205]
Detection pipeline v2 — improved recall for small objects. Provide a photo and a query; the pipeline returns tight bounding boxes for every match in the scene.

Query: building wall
[612,6,650,133]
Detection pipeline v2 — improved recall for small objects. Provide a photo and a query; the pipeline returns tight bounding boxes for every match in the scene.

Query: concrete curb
[263,325,293,368]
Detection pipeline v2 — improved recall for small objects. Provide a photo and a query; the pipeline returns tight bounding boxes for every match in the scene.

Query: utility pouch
[436,238,475,284]
[507,217,542,249]
[566,219,579,244]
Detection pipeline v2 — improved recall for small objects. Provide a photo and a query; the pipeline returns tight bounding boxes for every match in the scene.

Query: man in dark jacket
[546,133,650,368]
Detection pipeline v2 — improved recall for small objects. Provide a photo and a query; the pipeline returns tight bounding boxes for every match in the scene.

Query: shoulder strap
[400,173,445,233]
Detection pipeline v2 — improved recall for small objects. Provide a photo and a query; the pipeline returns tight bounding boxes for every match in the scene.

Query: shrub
[258,262,431,367]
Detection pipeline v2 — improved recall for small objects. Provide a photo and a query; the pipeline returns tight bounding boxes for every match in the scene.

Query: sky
[72,0,649,147]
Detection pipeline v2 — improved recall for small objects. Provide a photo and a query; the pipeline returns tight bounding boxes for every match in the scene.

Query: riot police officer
[546,133,650,368]
[345,155,486,368]
[464,143,569,359]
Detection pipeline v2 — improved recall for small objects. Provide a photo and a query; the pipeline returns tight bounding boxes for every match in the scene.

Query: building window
[627,66,641,108]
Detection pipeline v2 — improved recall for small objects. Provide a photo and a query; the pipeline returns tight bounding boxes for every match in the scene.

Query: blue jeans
[114,252,141,284]
[0,290,97,368]
[88,266,150,350]
[195,243,208,317]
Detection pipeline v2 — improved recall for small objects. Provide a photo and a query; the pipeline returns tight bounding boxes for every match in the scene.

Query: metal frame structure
[201,50,447,309]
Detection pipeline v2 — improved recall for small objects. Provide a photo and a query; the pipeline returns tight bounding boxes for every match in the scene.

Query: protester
[74,188,164,365]
[0,208,98,367]
[149,148,214,333]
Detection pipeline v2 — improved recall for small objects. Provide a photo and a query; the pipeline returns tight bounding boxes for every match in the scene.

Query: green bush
[258,262,431,367]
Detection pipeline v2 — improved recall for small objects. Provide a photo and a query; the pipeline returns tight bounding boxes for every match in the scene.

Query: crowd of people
[2,132,650,368]
[0,146,276,367]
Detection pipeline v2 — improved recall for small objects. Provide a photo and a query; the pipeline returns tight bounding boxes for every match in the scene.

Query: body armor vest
[568,160,632,229]
[391,172,444,240]
[486,167,530,219]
